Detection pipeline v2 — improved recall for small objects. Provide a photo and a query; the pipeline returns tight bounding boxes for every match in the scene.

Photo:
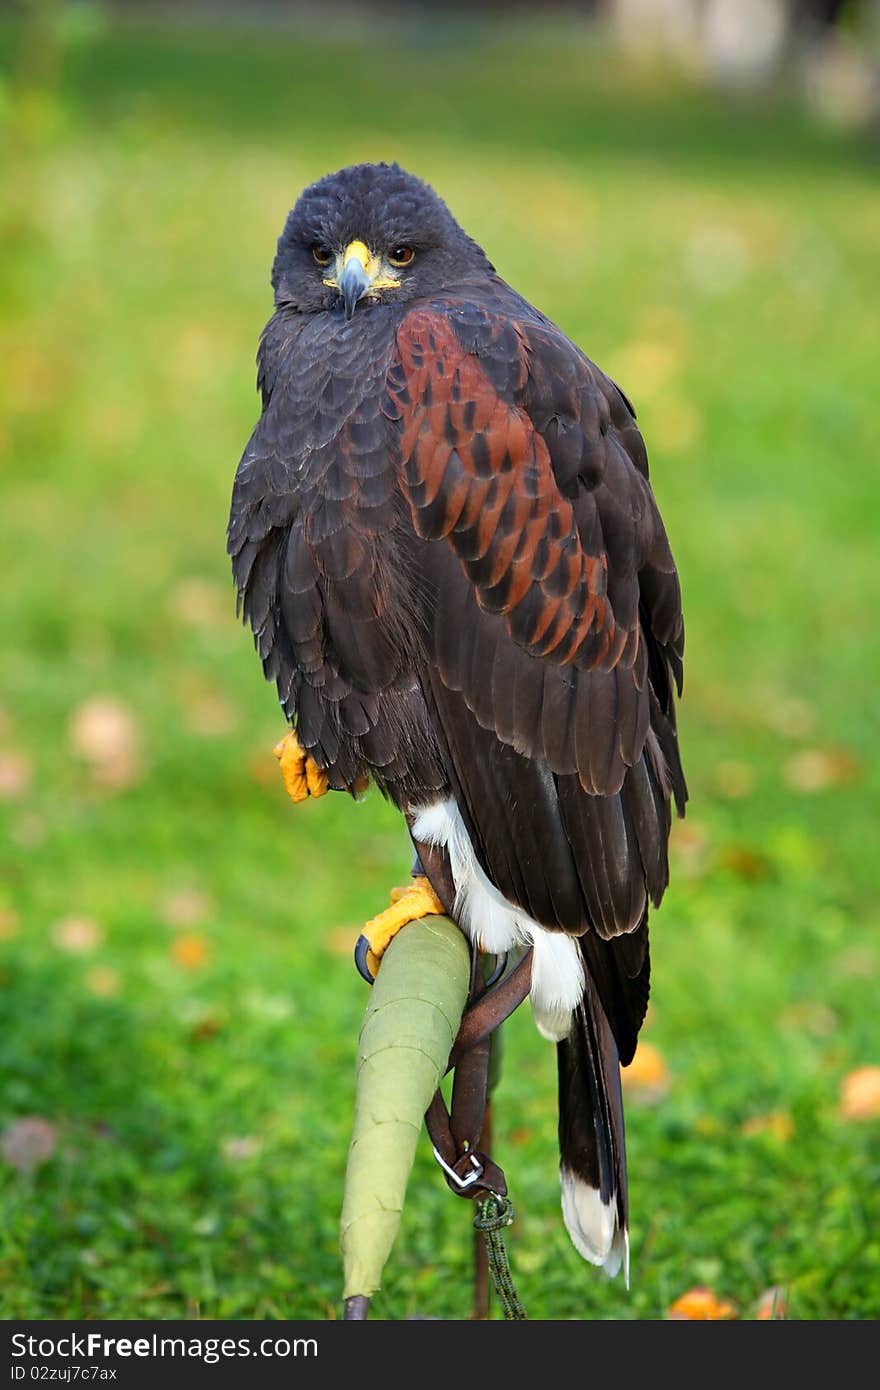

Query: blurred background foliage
[0,0,878,1320]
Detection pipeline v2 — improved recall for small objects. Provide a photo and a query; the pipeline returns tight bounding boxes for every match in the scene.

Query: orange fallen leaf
[621,1042,670,1103]
[1,1116,58,1173]
[740,1110,794,1142]
[784,748,859,793]
[171,934,210,970]
[667,1286,737,1320]
[0,751,31,801]
[754,1286,788,1320]
[69,696,142,791]
[52,916,102,954]
[840,1065,880,1121]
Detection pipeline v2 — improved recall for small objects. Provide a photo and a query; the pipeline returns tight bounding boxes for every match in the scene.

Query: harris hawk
[228,163,686,1280]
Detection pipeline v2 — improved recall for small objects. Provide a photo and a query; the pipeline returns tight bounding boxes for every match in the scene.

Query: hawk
[228,163,686,1279]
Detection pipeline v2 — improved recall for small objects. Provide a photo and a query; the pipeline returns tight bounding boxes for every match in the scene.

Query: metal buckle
[432,1146,484,1189]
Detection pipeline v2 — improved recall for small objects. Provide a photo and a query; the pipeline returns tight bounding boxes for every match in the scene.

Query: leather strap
[447,948,532,1070]
[424,946,533,1200]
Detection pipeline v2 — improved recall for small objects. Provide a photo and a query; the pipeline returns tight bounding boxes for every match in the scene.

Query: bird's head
[272,163,492,319]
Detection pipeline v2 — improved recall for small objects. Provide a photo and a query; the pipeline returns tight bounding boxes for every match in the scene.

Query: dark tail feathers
[557,968,628,1280]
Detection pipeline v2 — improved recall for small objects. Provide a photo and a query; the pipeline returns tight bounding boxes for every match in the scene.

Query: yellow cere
[342,240,371,273]
[323,239,401,292]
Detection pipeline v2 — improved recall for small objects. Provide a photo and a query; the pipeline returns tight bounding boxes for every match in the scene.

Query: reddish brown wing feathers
[390,307,632,673]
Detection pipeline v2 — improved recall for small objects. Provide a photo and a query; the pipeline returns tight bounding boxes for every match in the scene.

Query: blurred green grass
[1,8,878,1320]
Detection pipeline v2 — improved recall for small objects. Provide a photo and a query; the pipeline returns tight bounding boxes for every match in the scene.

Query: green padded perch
[340,915,471,1302]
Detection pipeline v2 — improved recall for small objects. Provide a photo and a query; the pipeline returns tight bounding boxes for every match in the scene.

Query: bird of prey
[228,163,686,1280]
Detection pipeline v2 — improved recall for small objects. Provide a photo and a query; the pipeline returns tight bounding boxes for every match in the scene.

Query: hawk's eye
[311,244,333,266]
[388,245,415,268]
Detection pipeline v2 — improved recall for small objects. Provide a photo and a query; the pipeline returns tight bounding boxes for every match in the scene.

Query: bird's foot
[273,729,328,804]
[356,876,445,980]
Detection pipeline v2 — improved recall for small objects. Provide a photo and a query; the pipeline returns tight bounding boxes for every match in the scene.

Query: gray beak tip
[340,260,371,320]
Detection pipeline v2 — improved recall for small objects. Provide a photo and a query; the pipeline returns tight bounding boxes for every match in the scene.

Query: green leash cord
[473,1194,528,1320]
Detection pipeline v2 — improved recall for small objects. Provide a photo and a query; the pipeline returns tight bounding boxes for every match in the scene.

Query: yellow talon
[273,729,328,804]
[362,875,445,977]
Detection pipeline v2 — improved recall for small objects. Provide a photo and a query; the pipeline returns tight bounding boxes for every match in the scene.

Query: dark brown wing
[387,299,684,789]
[228,307,447,802]
[386,292,686,1056]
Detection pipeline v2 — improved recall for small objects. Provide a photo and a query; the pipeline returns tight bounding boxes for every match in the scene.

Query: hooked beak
[339,244,372,320]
